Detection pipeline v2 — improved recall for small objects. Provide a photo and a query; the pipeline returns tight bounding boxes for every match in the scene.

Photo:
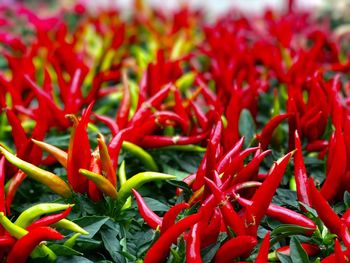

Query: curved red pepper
[308,178,342,236]
[160,203,189,234]
[255,232,270,263]
[132,189,161,229]
[214,236,257,263]
[66,102,94,193]
[237,197,316,232]
[87,152,103,202]
[116,72,131,130]
[221,147,259,182]
[6,226,64,263]
[205,178,246,236]
[206,120,223,179]
[257,113,291,149]
[144,212,201,263]
[215,137,245,173]
[129,84,172,127]
[335,238,346,263]
[93,113,119,136]
[244,151,293,235]
[26,206,72,231]
[294,131,311,208]
[185,223,202,263]
[233,149,271,185]
[173,89,190,134]
[199,207,221,248]
[5,171,26,215]
[138,132,209,148]
[320,127,347,201]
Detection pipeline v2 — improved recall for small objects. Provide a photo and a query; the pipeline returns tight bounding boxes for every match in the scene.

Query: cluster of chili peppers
[0,0,350,261]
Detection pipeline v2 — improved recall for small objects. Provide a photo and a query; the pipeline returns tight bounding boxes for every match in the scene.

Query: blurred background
[81,0,323,14]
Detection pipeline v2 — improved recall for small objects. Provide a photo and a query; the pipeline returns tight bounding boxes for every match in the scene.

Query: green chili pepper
[122,141,159,171]
[52,219,89,235]
[117,172,176,209]
[0,146,72,198]
[64,233,81,248]
[15,203,73,228]
[119,161,131,210]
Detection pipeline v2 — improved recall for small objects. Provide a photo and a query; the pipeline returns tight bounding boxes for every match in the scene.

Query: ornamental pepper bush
[1,0,350,261]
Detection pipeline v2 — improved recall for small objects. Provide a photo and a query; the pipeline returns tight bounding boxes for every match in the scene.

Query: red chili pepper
[144,212,201,263]
[294,131,311,208]
[335,238,346,263]
[221,147,260,182]
[205,178,246,236]
[116,72,131,130]
[138,132,209,148]
[5,171,26,215]
[93,113,119,136]
[320,127,347,201]
[87,151,103,202]
[224,93,241,150]
[25,76,69,128]
[342,208,350,226]
[185,223,202,263]
[129,84,172,127]
[108,130,127,170]
[244,151,293,236]
[6,226,64,263]
[160,203,189,234]
[215,137,245,173]
[257,113,291,149]
[26,206,72,231]
[66,102,94,193]
[173,89,190,133]
[65,69,84,114]
[340,223,350,250]
[5,109,28,151]
[306,140,328,152]
[233,149,271,184]
[206,120,223,179]
[214,236,257,263]
[192,153,207,191]
[198,207,221,248]
[255,232,270,263]
[308,178,342,236]
[189,100,208,130]
[237,197,316,232]
[0,235,16,248]
[132,189,161,229]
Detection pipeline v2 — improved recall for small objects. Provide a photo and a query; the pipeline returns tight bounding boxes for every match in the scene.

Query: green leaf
[290,237,310,263]
[72,216,110,238]
[344,191,350,208]
[162,164,189,180]
[239,109,256,147]
[143,197,169,212]
[49,244,83,256]
[100,225,126,263]
[277,253,293,263]
[56,256,94,263]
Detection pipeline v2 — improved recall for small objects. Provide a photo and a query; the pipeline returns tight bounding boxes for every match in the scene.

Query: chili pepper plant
[0,0,350,262]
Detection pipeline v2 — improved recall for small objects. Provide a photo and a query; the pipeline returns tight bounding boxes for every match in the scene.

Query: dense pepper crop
[0,0,350,262]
